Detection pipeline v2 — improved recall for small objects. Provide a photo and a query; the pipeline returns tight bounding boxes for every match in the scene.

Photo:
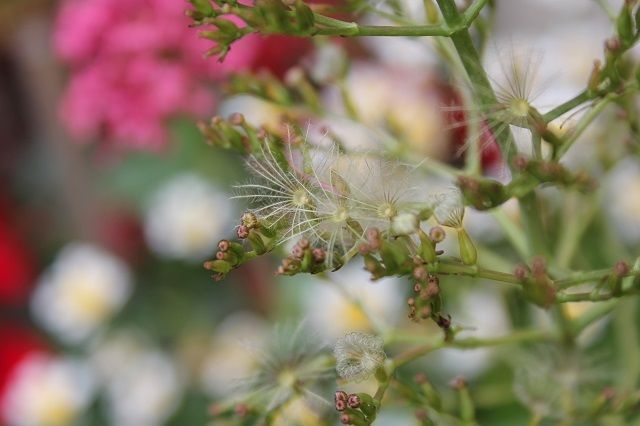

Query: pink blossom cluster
[55,0,260,150]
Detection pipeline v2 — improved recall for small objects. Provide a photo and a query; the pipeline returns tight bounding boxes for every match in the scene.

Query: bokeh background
[1,0,639,425]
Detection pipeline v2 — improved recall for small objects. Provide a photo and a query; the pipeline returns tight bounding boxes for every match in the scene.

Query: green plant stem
[556,95,614,157]
[518,191,547,256]
[312,14,454,36]
[435,0,516,166]
[556,288,640,303]
[543,90,593,122]
[434,260,522,286]
[555,267,640,290]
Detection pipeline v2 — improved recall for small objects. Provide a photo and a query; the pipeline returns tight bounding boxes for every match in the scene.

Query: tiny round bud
[419,290,430,301]
[229,112,245,125]
[237,225,249,239]
[312,248,326,263]
[514,264,528,281]
[514,155,529,171]
[347,394,361,408]
[436,314,451,329]
[358,243,371,255]
[429,226,446,243]
[335,390,348,403]
[298,238,310,249]
[216,251,227,260]
[614,260,630,277]
[407,297,415,306]
[366,227,380,242]
[426,280,439,298]
[218,240,230,252]
[419,306,431,319]
[450,376,467,390]
[335,399,346,411]
[340,414,351,425]
[602,387,615,400]
[211,115,223,125]
[413,283,422,293]
[605,36,621,52]
[415,409,429,421]
[531,256,546,276]
[414,372,428,384]
[413,266,428,281]
[234,404,249,417]
[276,266,285,275]
[292,245,305,259]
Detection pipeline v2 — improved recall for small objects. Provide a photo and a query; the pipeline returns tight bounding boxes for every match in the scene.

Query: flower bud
[457,228,477,265]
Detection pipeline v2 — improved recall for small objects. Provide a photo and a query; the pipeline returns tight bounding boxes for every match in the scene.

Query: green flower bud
[457,228,477,265]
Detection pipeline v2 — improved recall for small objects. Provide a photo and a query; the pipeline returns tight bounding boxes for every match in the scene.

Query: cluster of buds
[417,226,445,264]
[407,267,441,323]
[188,0,316,60]
[204,212,276,280]
[358,228,413,280]
[513,156,596,193]
[334,391,377,425]
[198,112,267,153]
[276,238,327,275]
[514,257,556,307]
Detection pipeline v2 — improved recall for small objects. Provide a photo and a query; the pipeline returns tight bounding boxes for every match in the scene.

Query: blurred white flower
[1,353,95,426]
[200,311,269,398]
[334,332,386,382]
[144,173,232,261]
[328,63,446,158]
[604,158,640,245]
[90,331,183,426]
[303,264,404,339]
[31,243,132,344]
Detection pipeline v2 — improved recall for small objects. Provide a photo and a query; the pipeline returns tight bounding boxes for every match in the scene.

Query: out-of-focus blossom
[144,173,232,261]
[0,325,44,402]
[105,350,183,426]
[30,243,132,344]
[0,353,95,426]
[329,63,447,159]
[54,0,311,149]
[200,311,268,398]
[0,210,34,306]
[89,330,184,426]
[604,158,640,245]
[303,265,404,340]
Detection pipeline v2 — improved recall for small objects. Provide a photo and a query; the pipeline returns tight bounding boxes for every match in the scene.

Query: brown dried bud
[229,112,245,125]
[413,266,428,281]
[614,260,630,277]
[450,376,467,390]
[292,245,305,259]
[514,264,528,281]
[514,155,529,171]
[429,226,446,243]
[312,248,326,263]
[419,306,432,319]
[414,372,428,384]
[426,280,440,298]
[298,238,310,249]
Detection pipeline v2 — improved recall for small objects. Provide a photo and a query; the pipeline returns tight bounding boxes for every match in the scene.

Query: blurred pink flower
[55,0,260,150]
